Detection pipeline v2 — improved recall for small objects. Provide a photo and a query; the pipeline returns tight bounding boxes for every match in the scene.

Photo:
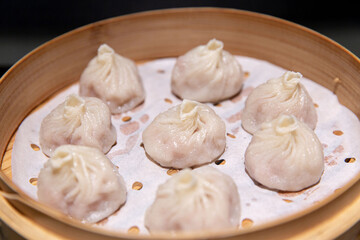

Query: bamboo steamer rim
[0,7,359,240]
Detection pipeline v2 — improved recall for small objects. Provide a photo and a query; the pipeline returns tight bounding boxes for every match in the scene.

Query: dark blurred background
[1,0,359,76]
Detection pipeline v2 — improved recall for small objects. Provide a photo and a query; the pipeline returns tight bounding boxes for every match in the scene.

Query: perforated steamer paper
[12,56,360,233]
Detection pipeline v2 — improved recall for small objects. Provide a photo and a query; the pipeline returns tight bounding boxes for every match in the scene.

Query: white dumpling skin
[145,166,240,232]
[171,39,244,103]
[242,71,317,134]
[37,145,127,223]
[142,99,226,169]
[39,94,116,157]
[245,115,324,191]
[79,44,145,114]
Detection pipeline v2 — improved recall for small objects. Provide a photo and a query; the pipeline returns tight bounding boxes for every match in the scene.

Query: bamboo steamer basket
[0,7,359,240]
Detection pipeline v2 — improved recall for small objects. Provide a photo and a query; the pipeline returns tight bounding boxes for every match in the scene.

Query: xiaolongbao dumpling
[39,94,116,157]
[142,99,226,168]
[171,39,244,103]
[37,145,127,223]
[79,44,145,114]
[242,71,317,134]
[145,166,240,232]
[245,115,324,191]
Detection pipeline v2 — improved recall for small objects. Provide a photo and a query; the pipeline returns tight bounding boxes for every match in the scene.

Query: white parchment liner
[12,56,360,234]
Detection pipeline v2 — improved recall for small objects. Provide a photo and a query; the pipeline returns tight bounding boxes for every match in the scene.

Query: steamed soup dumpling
[171,39,244,103]
[245,115,324,191]
[37,145,127,223]
[79,44,145,114]
[39,94,116,157]
[242,71,317,134]
[145,166,240,232]
[142,99,226,168]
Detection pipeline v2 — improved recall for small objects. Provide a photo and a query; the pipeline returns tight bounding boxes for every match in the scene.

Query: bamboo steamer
[0,8,359,240]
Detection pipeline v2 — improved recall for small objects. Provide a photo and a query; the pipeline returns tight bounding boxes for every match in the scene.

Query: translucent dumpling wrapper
[245,115,324,191]
[142,99,226,168]
[145,166,240,232]
[79,44,145,114]
[37,145,127,223]
[39,94,116,157]
[171,39,244,103]
[242,71,317,134]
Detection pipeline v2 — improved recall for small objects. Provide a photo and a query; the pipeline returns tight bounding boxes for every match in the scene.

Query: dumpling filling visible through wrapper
[242,71,317,134]
[171,39,244,103]
[37,145,127,223]
[142,99,226,169]
[79,44,145,114]
[39,94,117,157]
[245,114,324,191]
[144,166,240,232]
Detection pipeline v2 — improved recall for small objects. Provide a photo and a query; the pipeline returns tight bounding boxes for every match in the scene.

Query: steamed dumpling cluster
[242,71,317,134]
[39,94,116,157]
[36,41,242,233]
[142,99,226,169]
[145,166,240,232]
[242,71,323,191]
[37,145,127,223]
[171,39,244,103]
[34,39,329,233]
[245,115,324,191]
[79,44,145,114]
